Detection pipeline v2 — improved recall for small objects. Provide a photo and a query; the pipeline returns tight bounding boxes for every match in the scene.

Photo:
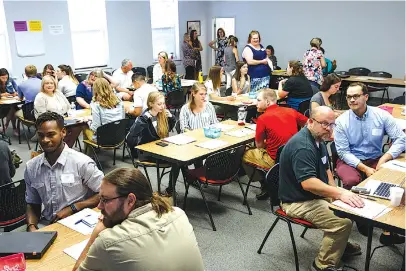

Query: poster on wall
[14,20,45,57]
[49,25,64,35]
[187,20,201,36]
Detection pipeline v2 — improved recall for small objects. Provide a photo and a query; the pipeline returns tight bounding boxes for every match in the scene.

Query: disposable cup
[390,187,404,207]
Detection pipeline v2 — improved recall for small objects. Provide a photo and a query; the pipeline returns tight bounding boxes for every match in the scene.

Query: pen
[359,195,377,201]
[392,161,406,168]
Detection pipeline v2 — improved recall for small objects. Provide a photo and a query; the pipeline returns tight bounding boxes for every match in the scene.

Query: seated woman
[161,60,182,97]
[278,60,313,111]
[205,65,236,102]
[34,75,70,119]
[56,64,79,97]
[37,64,55,80]
[310,73,341,113]
[0,68,19,135]
[232,61,250,95]
[180,83,218,132]
[84,78,125,142]
[153,51,168,83]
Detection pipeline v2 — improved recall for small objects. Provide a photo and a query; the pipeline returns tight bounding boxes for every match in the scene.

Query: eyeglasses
[346,94,363,101]
[99,195,126,205]
[312,118,336,129]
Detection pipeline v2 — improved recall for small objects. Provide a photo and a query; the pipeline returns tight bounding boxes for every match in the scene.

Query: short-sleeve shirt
[278,127,330,203]
[76,82,93,109]
[133,83,158,110]
[303,48,324,86]
[113,68,134,89]
[24,145,104,221]
[283,75,314,99]
[17,77,41,103]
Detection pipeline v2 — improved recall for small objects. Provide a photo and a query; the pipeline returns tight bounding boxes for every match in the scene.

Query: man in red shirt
[242,88,308,199]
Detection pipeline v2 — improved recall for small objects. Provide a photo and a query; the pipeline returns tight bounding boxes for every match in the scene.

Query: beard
[101,202,126,228]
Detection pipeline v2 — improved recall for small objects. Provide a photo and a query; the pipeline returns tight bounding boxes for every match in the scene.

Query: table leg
[170,165,180,206]
[364,223,373,271]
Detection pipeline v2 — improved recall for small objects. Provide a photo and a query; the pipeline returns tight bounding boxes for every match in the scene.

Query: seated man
[25,112,103,231]
[126,73,158,117]
[335,82,405,245]
[17,65,41,103]
[280,106,363,271]
[73,167,204,271]
[112,59,134,101]
[242,88,308,199]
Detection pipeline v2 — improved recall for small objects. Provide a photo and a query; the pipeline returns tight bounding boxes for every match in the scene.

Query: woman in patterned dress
[208,28,228,67]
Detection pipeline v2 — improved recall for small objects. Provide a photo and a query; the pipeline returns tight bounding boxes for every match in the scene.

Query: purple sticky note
[14,21,27,32]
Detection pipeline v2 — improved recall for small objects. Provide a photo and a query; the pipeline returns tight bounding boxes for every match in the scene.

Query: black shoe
[256,190,269,200]
[343,242,362,257]
[379,233,405,246]
[310,261,342,271]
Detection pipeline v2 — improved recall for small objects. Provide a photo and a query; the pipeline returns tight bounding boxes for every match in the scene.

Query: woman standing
[310,73,341,113]
[153,51,168,83]
[181,33,196,80]
[242,30,270,93]
[232,62,250,95]
[56,64,79,97]
[161,60,182,97]
[190,30,203,78]
[208,28,228,67]
[223,37,239,89]
[303,37,326,90]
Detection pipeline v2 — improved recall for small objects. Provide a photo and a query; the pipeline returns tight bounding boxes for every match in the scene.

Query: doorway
[211,17,235,66]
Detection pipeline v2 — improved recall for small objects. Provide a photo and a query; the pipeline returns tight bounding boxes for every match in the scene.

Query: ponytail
[150,192,173,217]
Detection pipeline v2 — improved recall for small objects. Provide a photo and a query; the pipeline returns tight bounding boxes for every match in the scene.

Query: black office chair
[166,91,186,117]
[16,102,36,150]
[367,71,392,104]
[132,67,147,77]
[147,65,154,83]
[298,99,311,115]
[0,180,26,232]
[66,96,76,104]
[392,93,405,105]
[348,67,371,76]
[74,73,88,83]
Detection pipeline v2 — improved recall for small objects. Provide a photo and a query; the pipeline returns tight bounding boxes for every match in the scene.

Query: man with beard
[279,106,364,271]
[73,168,204,271]
[25,112,103,231]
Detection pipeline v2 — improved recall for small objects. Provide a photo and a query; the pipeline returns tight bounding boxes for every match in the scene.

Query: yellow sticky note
[28,20,42,32]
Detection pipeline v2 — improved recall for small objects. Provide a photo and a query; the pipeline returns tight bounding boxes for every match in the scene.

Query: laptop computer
[0,231,57,259]
[365,179,400,200]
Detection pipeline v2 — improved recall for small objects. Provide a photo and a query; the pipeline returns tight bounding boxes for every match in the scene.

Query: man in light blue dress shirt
[17,65,41,103]
[335,82,405,189]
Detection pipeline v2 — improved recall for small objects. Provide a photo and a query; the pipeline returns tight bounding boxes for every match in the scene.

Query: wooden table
[0,97,23,106]
[330,156,406,271]
[136,120,255,205]
[210,95,257,108]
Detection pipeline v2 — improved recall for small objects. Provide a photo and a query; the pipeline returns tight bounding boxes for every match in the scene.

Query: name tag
[61,173,75,184]
[321,156,327,164]
[152,121,157,128]
[372,128,382,136]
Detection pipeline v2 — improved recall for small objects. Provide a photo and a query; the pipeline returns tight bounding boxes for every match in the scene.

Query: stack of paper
[381,160,406,173]
[225,128,255,138]
[163,134,196,145]
[58,208,100,235]
[63,239,89,260]
[332,200,391,219]
[210,123,235,131]
[196,139,228,150]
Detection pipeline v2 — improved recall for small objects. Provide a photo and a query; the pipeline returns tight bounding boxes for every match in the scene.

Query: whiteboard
[14,20,45,57]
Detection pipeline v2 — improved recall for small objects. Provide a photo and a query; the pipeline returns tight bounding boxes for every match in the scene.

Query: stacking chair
[16,102,36,150]
[66,95,76,104]
[298,99,311,115]
[328,141,342,187]
[367,71,392,104]
[132,67,147,77]
[0,180,26,232]
[83,119,129,171]
[74,73,88,83]
[183,145,252,231]
[335,71,350,109]
[348,67,371,76]
[257,164,316,271]
[147,65,154,83]
[166,91,185,117]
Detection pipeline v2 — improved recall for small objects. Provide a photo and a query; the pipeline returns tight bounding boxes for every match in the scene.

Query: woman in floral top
[208,28,228,67]
[302,37,326,90]
[161,60,182,97]
[182,33,196,80]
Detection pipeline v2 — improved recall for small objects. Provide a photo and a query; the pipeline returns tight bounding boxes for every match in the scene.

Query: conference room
[0,0,405,271]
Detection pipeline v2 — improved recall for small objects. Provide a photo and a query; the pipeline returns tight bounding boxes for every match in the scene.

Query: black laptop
[0,231,57,259]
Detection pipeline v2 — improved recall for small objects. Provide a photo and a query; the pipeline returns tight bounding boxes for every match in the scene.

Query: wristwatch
[70,203,78,213]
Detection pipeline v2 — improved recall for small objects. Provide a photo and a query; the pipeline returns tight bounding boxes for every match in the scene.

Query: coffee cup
[389,187,404,207]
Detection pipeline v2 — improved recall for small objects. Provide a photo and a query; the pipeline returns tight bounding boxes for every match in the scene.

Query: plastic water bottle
[68,102,76,117]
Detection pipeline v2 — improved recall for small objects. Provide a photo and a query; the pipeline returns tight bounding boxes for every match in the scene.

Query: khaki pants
[282,199,352,269]
[242,148,275,182]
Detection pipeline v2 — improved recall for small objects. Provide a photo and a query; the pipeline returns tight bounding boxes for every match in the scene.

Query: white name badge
[372,128,382,136]
[61,173,75,184]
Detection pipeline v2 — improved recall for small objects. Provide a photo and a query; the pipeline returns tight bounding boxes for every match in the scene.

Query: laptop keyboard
[372,182,399,199]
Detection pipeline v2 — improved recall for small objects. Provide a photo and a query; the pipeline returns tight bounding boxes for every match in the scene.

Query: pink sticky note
[14,21,27,32]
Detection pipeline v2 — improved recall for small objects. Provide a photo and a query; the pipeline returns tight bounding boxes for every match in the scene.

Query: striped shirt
[179,102,218,132]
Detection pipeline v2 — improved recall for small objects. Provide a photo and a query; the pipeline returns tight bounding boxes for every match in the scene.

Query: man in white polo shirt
[126,73,158,117]
[113,59,134,101]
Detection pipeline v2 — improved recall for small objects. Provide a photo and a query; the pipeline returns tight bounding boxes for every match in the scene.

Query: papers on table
[181,79,197,87]
[0,99,20,104]
[196,139,228,150]
[163,134,196,145]
[381,160,406,173]
[210,123,235,131]
[332,199,391,219]
[354,76,387,81]
[246,124,256,131]
[57,208,100,235]
[225,128,255,138]
[63,239,89,260]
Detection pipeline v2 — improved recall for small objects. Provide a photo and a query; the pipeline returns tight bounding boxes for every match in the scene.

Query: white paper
[15,31,45,57]
[354,76,387,81]
[49,25,64,35]
[210,123,235,131]
[225,128,255,138]
[332,199,390,219]
[246,124,256,131]
[381,160,406,173]
[181,79,197,87]
[58,208,100,235]
[163,134,196,145]
[63,239,89,260]
[0,99,20,104]
[196,139,228,150]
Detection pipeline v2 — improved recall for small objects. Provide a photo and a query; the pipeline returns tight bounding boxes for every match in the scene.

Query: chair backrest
[104,71,112,76]
[265,163,280,208]
[75,73,88,83]
[304,109,310,118]
[275,145,285,164]
[348,67,371,76]
[392,93,406,105]
[96,119,129,147]
[132,67,147,77]
[22,102,36,122]
[167,91,185,108]
[66,96,76,104]
[330,141,339,170]
[225,87,233,97]
[147,65,154,79]
[368,71,392,78]
[0,180,26,228]
[298,99,311,115]
[204,145,245,182]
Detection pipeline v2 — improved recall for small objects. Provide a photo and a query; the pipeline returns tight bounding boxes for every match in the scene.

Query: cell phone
[351,187,370,195]
[156,141,168,147]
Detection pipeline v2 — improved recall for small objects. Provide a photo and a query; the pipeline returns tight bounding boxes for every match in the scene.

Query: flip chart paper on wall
[14,20,45,57]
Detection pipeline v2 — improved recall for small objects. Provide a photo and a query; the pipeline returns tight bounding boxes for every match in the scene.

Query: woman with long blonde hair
[84,78,125,142]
